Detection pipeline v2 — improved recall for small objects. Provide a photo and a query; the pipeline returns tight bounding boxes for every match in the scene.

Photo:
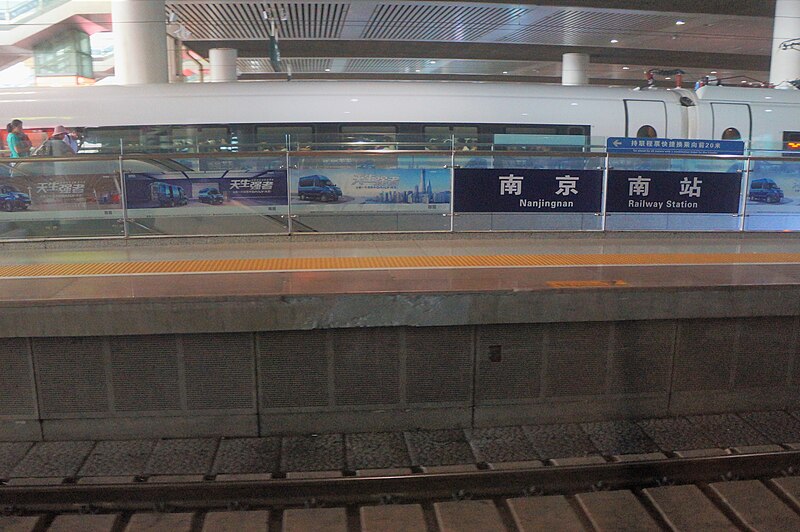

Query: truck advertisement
[291,168,451,212]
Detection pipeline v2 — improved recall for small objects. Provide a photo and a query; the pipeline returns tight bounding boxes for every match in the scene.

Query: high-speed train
[2,80,800,153]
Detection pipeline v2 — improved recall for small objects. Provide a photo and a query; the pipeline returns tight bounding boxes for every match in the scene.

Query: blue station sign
[607,137,745,156]
[454,168,603,213]
[606,170,741,214]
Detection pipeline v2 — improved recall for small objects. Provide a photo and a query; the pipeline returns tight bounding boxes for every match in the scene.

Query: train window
[84,127,143,153]
[722,128,741,140]
[257,126,313,150]
[340,125,397,149]
[424,126,478,150]
[636,125,658,138]
[499,125,589,151]
[195,127,231,151]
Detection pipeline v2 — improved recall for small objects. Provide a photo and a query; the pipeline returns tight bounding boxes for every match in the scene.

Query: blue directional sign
[607,137,745,156]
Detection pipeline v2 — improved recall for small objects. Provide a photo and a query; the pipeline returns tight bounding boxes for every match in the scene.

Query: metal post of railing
[449,134,456,232]
[600,152,610,231]
[739,156,752,232]
[285,134,292,234]
[118,155,129,238]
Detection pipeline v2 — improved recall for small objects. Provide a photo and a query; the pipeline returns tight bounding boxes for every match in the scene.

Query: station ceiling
[167,0,779,87]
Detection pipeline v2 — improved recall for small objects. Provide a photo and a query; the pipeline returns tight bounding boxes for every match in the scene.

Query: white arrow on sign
[612,139,623,147]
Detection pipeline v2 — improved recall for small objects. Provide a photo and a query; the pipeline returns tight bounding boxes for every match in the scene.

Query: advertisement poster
[453,168,603,213]
[124,169,288,211]
[291,168,451,211]
[745,161,800,213]
[606,170,741,214]
[0,172,120,213]
[0,160,289,216]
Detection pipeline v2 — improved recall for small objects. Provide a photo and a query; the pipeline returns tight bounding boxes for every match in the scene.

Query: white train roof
[2,80,683,129]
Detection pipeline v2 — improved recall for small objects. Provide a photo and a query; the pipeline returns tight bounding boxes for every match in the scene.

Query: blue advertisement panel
[745,160,800,213]
[0,173,119,213]
[291,168,451,212]
[606,170,741,213]
[0,159,122,214]
[125,170,288,210]
[453,168,603,213]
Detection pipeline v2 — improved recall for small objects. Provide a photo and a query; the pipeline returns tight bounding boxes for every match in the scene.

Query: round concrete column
[562,53,589,86]
[112,0,168,84]
[209,48,238,82]
[770,0,800,86]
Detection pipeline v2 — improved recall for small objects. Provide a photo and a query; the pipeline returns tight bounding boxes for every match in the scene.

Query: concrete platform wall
[1,317,799,441]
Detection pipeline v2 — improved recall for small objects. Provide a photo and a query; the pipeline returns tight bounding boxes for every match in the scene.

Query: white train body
[1,80,800,150]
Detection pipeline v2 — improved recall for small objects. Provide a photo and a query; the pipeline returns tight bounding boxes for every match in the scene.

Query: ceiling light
[521,113,528,116]
[622,66,630,70]
[665,77,671,80]
[324,68,331,72]
[570,102,578,106]
[502,71,508,74]
[765,96,773,99]
[429,60,436,64]
[675,20,685,25]
[610,39,619,43]
[710,71,717,74]
[765,109,773,112]
[415,69,420,73]
[350,98,359,102]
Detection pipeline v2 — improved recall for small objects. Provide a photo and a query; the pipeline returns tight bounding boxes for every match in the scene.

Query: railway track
[3,450,800,530]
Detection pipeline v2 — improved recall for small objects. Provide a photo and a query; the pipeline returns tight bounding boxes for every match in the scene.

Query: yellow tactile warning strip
[0,252,800,278]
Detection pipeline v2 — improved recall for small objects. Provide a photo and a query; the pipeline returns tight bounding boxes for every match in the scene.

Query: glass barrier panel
[452,153,604,231]
[76,130,608,155]
[122,153,289,237]
[288,152,451,233]
[748,140,795,158]
[744,158,800,231]
[0,156,124,240]
[604,156,744,231]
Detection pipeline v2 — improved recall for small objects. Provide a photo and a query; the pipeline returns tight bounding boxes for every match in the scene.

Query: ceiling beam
[185,40,770,72]
[434,0,776,17]
[166,0,776,18]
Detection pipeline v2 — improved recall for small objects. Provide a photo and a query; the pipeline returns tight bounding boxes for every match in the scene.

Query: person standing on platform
[38,125,76,156]
[63,128,79,154]
[6,119,31,158]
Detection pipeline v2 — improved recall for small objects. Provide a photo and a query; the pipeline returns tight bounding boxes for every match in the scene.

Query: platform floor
[1,233,800,302]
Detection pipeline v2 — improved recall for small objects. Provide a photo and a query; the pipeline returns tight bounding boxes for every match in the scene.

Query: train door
[624,100,668,138]
[710,103,751,142]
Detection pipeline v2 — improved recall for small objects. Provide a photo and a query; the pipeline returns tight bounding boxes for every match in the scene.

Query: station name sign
[454,168,741,215]
[453,169,603,213]
[607,137,745,156]
[606,170,741,214]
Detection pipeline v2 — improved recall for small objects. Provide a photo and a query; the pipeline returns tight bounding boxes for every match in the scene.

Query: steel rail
[1,450,799,509]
